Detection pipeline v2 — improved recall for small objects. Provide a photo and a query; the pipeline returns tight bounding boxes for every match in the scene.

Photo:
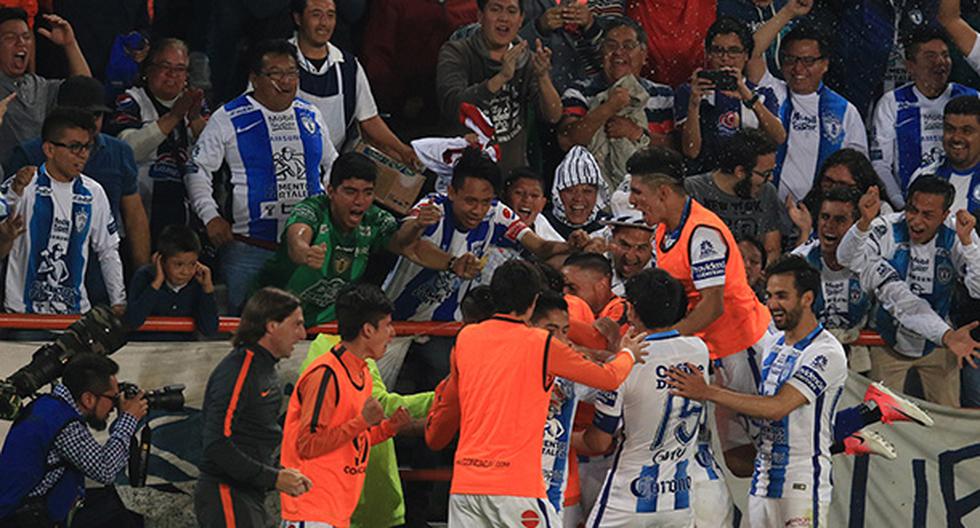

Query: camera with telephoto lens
[118,382,186,412]
[0,306,128,420]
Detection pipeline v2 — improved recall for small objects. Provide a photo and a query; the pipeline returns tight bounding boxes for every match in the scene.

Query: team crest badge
[334,253,352,274]
[909,9,923,25]
[74,210,88,232]
[937,264,954,285]
[971,183,980,204]
[821,113,844,142]
[300,114,317,135]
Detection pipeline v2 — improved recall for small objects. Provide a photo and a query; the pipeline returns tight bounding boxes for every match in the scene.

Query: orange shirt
[655,198,770,359]
[280,346,393,526]
[564,294,595,324]
[449,315,635,498]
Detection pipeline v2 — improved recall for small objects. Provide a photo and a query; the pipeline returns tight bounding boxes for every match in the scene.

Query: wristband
[742,93,760,108]
[620,348,636,362]
[446,255,458,272]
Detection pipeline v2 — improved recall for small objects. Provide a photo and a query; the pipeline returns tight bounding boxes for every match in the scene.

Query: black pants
[193,477,268,528]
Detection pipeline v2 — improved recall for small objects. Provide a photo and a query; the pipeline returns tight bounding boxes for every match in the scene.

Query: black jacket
[199,345,283,491]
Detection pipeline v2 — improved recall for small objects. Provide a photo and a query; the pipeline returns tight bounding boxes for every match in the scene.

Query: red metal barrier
[0,314,887,345]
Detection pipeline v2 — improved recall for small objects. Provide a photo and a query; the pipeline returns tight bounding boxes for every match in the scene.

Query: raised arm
[939,0,979,58]
[745,0,813,84]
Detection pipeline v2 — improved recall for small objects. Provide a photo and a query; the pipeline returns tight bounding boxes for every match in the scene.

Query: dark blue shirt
[124,263,219,340]
[6,133,138,229]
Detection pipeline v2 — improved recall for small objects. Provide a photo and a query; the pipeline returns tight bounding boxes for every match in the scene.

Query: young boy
[123,224,218,339]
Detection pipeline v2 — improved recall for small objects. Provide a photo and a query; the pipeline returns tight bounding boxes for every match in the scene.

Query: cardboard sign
[353,143,425,215]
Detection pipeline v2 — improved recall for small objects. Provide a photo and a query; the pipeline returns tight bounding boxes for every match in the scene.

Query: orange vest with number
[280,346,372,526]
[655,199,770,359]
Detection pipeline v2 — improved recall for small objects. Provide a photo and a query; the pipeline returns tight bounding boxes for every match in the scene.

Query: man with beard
[871,28,978,207]
[0,354,147,526]
[685,128,782,265]
[668,255,846,528]
[912,96,980,220]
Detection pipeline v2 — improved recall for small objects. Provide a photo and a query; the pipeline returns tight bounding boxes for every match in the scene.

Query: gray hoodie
[436,30,542,173]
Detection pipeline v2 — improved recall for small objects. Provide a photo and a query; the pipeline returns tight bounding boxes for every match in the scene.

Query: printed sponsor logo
[520,509,540,528]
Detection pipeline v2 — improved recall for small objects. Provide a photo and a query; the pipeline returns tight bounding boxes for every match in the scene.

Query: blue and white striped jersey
[541,377,592,514]
[186,94,338,243]
[792,240,872,332]
[838,212,980,356]
[590,332,709,516]
[750,326,846,503]
[383,193,531,321]
[2,166,124,313]
[870,82,978,207]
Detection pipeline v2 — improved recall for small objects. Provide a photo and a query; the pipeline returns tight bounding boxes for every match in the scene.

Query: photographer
[194,287,312,528]
[0,354,148,527]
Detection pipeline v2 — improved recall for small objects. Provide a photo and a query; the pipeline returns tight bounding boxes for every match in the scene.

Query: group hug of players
[279,147,954,528]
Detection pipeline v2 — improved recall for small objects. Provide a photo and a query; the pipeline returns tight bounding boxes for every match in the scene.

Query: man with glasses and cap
[7,76,151,295]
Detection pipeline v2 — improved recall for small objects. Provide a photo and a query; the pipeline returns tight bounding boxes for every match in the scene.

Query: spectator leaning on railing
[124,224,218,340]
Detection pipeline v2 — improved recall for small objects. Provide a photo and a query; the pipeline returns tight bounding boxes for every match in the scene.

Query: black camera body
[697,70,738,91]
[118,382,186,412]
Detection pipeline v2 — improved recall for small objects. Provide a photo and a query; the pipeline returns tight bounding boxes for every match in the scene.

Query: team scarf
[932,160,980,214]
[895,83,978,191]
[225,94,325,242]
[24,165,92,313]
[410,102,501,184]
[551,146,610,227]
[774,83,849,190]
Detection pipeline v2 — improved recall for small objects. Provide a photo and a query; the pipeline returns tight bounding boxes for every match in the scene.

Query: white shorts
[715,339,766,452]
[449,494,560,528]
[585,503,694,528]
[281,522,334,528]
[747,495,830,528]
[691,476,734,528]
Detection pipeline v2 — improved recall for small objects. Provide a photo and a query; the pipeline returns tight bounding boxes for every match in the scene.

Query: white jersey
[290,36,378,150]
[383,193,531,321]
[541,377,591,514]
[758,70,867,201]
[968,35,980,75]
[589,332,709,517]
[837,212,980,356]
[750,326,846,502]
[186,94,338,242]
[2,166,124,313]
[870,82,978,208]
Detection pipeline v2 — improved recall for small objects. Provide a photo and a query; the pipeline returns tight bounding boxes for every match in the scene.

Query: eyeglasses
[753,168,775,180]
[50,141,95,155]
[782,54,825,68]
[260,69,300,82]
[150,62,189,75]
[94,391,120,405]
[601,40,642,54]
[708,46,746,57]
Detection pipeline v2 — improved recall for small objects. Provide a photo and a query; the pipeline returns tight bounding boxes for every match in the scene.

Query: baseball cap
[56,76,113,114]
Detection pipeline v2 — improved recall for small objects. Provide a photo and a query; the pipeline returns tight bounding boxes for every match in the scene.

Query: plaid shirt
[27,384,138,497]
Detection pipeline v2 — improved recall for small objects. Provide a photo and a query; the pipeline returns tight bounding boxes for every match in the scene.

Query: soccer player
[576,268,710,527]
[279,283,411,527]
[427,260,647,527]
[668,255,846,527]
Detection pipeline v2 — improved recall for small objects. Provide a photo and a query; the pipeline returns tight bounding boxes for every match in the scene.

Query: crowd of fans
[1,0,980,526]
